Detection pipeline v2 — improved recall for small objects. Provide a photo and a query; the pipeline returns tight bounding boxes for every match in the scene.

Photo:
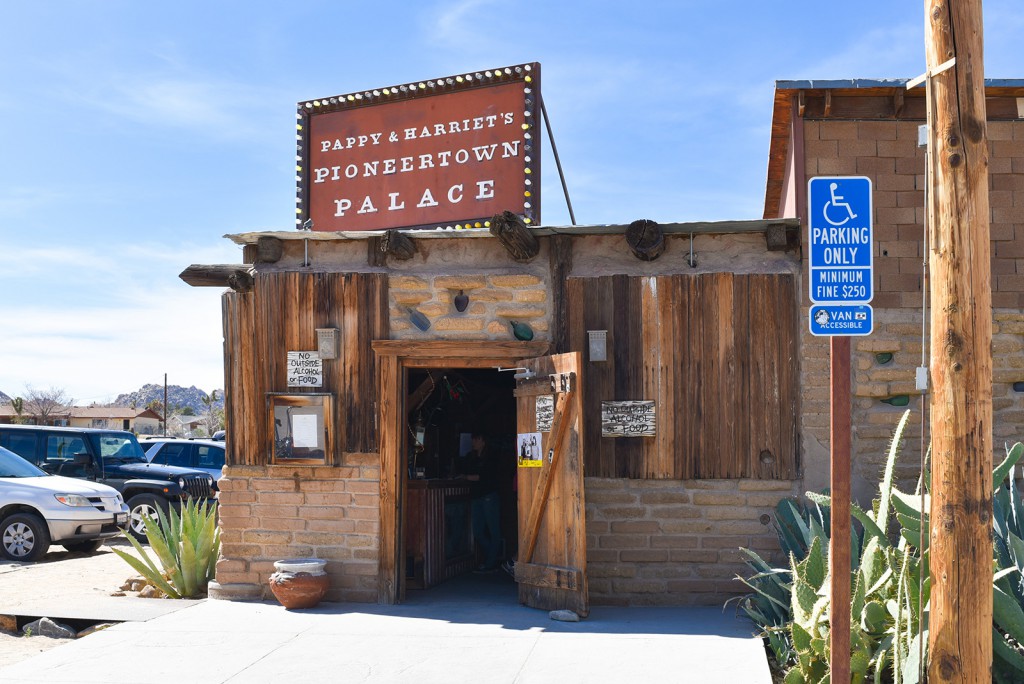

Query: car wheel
[1,512,51,562]
[61,539,104,554]
[126,494,167,543]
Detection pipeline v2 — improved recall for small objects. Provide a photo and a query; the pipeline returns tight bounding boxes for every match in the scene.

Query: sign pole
[807,174,871,683]
[829,336,852,684]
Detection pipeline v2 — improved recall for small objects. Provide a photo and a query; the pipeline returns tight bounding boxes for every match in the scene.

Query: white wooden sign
[287,351,323,387]
[601,400,656,437]
[535,395,554,432]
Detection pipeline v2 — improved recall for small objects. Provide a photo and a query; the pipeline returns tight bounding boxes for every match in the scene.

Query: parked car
[0,425,215,543]
[0,445,129,561]
[211,430,225,442]
[140,438,225,480]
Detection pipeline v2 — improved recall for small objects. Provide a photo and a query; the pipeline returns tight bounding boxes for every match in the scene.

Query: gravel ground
[0,538,147,668]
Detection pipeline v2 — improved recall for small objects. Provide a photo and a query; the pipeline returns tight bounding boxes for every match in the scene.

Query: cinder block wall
[389,273,550,339]
[800,119,1024,502]
[215,456,381,602]
[585,478,800,606]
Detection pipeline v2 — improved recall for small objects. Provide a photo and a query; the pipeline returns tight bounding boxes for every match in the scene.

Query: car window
[0,446,46,477]
[196,445,225,469]
[90,433,147,463]
[45,435,87,467]
[154,443,191,468]
[3,433,38,463]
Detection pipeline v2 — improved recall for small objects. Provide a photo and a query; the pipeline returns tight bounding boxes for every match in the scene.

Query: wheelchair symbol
[823,182,858,226]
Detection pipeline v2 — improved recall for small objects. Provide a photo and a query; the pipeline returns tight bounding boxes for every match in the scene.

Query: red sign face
[297,64,540,232]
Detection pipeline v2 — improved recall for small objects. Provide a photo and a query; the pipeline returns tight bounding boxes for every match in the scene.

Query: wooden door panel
[514,352,588,617]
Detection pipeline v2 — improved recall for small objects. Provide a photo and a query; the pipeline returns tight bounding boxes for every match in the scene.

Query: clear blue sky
[1,1,1019,404]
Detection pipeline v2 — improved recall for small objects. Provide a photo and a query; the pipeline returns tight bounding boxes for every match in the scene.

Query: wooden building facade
[192,221,804,610]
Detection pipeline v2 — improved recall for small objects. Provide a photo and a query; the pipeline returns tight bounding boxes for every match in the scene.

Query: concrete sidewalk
[0,594,771,683]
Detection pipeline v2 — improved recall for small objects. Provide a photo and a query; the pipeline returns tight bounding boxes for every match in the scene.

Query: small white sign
[601,400,656,437]
[287,351,323,387]
[291,413,319,449]
[536,395,554,432]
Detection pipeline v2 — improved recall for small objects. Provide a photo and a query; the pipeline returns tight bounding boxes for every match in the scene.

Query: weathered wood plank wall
[567,273,799,480]
[222,272,388,465]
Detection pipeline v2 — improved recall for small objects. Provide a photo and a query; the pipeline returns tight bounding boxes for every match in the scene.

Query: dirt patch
[0,538,149,668]
[0,631,72,668]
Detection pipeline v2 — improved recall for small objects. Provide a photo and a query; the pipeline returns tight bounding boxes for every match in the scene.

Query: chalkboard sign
[601,401,656,437]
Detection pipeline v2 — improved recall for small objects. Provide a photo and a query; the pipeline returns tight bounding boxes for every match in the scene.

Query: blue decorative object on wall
[408,307,431,332]
[510,320,534,341]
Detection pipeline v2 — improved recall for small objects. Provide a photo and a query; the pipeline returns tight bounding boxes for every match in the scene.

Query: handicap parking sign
[808,176,873,305]
[809,304,873,337]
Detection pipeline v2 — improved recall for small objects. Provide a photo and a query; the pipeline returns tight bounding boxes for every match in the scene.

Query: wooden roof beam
[179,264,254,292]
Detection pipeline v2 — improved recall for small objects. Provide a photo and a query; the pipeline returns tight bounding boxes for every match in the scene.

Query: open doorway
[402,367,519,599]
[373,340,585,612]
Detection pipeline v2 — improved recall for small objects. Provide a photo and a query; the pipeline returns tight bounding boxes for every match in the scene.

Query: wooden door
[514,352,588,617]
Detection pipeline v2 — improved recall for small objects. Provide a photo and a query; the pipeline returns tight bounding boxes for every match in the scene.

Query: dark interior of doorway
[403,367,518,601]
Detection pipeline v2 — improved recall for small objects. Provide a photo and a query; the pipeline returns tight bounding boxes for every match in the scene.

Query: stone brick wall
[800,118,1024,503]
[389,273,550,339]
[585,478,800,606]
[214,454,381,603]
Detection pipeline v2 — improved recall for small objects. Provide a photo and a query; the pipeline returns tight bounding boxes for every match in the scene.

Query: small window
[196,445,225,469]
[268,394,332,465]
[5,433,38,463]
[46,435,87,466]
[155,443,191,468]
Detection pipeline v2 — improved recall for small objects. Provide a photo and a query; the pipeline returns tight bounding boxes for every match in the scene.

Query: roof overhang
[763,78,1024,220]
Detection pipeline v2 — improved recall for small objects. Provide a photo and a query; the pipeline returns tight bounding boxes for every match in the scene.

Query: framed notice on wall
[268,394,333,464]
[601,401,656,437]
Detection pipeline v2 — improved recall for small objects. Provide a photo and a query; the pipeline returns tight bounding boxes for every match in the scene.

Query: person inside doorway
[464,432,501,572]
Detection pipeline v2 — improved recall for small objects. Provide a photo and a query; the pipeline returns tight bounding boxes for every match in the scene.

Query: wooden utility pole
[924,1,993,681]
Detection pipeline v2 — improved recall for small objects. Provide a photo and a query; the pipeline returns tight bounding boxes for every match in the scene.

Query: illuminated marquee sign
[296,63,541,232]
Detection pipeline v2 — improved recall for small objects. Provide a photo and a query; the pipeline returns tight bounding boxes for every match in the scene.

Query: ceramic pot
[268,558,330,610]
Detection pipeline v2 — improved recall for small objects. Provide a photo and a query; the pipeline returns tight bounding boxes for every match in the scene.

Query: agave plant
[992,453,1024,681]
[112,498,220,599]
[783,411,925,684]
[730,496,836,669]
[737,407,1024,684]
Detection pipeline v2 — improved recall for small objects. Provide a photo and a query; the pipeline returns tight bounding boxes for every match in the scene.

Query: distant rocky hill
[0,390,10,403]
[113,384,224,414]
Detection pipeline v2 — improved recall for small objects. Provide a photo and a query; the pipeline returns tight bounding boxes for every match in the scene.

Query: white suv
[0,446,129,561]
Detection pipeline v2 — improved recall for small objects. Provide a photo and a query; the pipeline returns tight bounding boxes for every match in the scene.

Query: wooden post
[830,336,851,684]
[925,1,993,681]
[179,264,255,292]
[381,230,417,260]
[489,211,540,261]
[624,219,664,261]
[548,235,573,354]
[255,236,283,263]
